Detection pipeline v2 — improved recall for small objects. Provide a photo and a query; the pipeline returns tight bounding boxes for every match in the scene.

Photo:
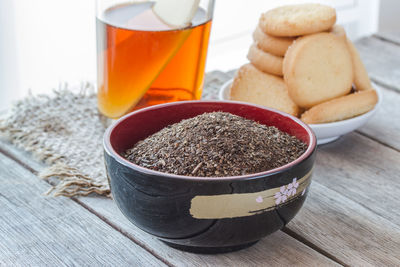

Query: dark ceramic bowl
[103,101,317,253]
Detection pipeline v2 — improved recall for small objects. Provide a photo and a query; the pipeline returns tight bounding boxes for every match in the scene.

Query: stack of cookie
[230,3,378,124]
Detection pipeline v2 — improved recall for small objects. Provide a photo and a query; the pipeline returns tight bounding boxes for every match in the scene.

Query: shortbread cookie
[247,43,283,76]
[260,4,336,37]
[300,90,378,124]
[230,64,299,116]
[283,32,353,108]
[253,26,295,56]
[330,24,346,40]
[347,39,374,91]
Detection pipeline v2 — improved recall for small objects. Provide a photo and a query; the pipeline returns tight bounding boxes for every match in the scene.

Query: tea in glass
[96,1,213,118]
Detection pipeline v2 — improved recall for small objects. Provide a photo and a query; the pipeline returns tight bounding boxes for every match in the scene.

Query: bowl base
[161,240,259,254]
[317,136,340,145]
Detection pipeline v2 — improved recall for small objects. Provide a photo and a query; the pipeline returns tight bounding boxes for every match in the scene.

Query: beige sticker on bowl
[190,170,312,219]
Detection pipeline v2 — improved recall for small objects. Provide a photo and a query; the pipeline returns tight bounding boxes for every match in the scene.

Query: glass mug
[96,0,215,118]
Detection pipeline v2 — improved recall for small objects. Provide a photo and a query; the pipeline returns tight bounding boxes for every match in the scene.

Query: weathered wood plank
[0,139,338,266]
[0,151,167,266]
[374,32,400,46]
[4,128,400,265]
[4,129,400,265]
[79,196,339,267]
[313,132,400,225]
[76,129,400,266]
[5,133,400,266]
[287,181,400,266]
[285,133,400,266]
[355,37,400,92]
[357,85,400,150]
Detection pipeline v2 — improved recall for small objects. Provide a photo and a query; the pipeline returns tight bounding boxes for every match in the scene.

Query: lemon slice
[153,0,200,28]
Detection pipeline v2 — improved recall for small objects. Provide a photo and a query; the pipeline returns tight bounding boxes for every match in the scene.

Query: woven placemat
[0,71,234,197]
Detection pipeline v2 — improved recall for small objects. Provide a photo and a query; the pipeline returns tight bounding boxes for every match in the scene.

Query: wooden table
[1,34,400,266]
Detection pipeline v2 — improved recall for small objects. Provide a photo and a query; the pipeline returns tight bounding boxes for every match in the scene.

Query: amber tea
[96,2,212,118]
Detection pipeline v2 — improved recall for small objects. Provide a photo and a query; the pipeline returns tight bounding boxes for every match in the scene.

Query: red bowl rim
[103,100,317,181]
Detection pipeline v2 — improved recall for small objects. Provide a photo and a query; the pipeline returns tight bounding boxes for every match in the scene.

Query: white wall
[379,0,400,32]
[1,0,96,108]
[0,1,20,108]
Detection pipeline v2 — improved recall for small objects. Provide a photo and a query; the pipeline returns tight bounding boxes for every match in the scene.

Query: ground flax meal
[124,112,307,177]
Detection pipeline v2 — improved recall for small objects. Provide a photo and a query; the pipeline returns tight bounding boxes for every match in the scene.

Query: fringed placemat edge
[0,83,111,197]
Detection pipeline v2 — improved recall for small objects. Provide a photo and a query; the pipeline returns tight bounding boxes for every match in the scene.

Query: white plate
[219,79,382,145]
